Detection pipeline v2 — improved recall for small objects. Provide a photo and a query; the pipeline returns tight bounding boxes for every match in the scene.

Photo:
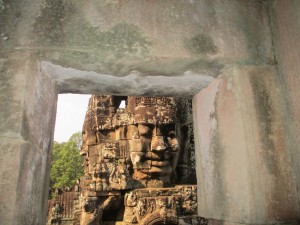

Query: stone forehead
[84,95,177,130]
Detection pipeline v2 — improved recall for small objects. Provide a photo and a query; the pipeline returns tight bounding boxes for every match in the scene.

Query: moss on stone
[133,58,223,77]
[0,1,21,44]
[99,23,151,56]
[234,0,273,65]
[210,124,226,212]
[184,33,217,55]
[249,72,278,174]
[33,0,151,59]
[64,18,151,59]
[30,1,228,76]
[0,0,5,14]
[34,0,73,45]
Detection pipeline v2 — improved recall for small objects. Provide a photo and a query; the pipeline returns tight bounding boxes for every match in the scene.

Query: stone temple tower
[75,95,201,225]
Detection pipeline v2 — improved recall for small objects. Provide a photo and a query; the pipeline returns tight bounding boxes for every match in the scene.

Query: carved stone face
[81,95,180,188]
[128,123,180,183]
[76,95,198,225]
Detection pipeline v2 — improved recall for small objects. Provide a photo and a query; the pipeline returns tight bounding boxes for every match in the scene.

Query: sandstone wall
[0,0,273,95]
[193,65,300,224]
[193,1,300,224]
[0,52,57,224]
[0,1,299,225]
[272,0,300,208]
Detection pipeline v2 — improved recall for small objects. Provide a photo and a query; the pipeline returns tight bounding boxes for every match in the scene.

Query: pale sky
[54,94,91,143]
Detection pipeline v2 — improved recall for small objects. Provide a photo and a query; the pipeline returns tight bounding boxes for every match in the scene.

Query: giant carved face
[81,96,180,188]
[124,97,180,186]
[128,123,179,175]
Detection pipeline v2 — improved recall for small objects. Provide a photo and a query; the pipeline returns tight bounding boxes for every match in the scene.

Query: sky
[54,94,91,143]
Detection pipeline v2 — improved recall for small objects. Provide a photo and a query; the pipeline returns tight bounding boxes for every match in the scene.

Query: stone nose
[151,135,167,151]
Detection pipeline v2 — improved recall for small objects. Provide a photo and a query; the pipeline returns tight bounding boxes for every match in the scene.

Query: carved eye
[168,131,176,139]
[138,124,153,138]
[161,124,176,138]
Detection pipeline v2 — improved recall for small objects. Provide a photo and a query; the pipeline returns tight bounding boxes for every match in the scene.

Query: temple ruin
[1,1,300,224]
[48,95,201,225]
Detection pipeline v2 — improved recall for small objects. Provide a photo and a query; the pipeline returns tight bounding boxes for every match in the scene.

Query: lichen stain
[34,0,151,59]
[249,73,278,174]
[249,72,298,219]
[184,33,217,55]
[34,0,73,45]
[208,88,228,216]
[95,23,151,57]
[0,0,5,14]
[209,127,226,215]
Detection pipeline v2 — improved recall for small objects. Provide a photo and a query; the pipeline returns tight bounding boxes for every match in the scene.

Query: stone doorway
[2,1,300,224]
[0,53,213,224]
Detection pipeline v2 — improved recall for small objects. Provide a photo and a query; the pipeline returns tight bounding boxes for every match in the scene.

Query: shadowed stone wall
[272,0,300,209]
[193,65,300,224]
[0,0,299,225]
[0,0,273,93]
[193,1,300,224]
[0,52,57,224]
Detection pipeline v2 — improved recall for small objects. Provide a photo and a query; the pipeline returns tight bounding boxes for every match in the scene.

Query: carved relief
[80,96,180,189]
[48,95,203,225]
[123,185,197,224]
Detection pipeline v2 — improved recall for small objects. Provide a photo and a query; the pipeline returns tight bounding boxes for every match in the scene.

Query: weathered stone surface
[193,65,300,224]
[272,0,300,209]
[0,139,49,225]
[0,52,31,137]
[41,61,214,97]
[179,216,207,225]
[1,0,273,78]
[207,218,300,225]
[0,52,57,142]
[1,1,300,225]
[0,52,57,225]
[124,185,198,225]
[16,141,50,225]
[22,60,57,151]
[47,190,79,225]
[0,138,24,224]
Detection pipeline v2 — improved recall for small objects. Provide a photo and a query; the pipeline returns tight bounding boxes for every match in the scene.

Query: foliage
[50,132,83,189]
[68,131,83,150]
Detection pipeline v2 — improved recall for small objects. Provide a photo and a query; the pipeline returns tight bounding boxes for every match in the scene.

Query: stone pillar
[0,52,57,225]
[272,0,300,209]
[193,65,300,224]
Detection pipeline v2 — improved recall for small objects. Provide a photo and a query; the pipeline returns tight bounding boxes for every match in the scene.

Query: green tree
[68,131,82,150]
[50,132,83,189]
